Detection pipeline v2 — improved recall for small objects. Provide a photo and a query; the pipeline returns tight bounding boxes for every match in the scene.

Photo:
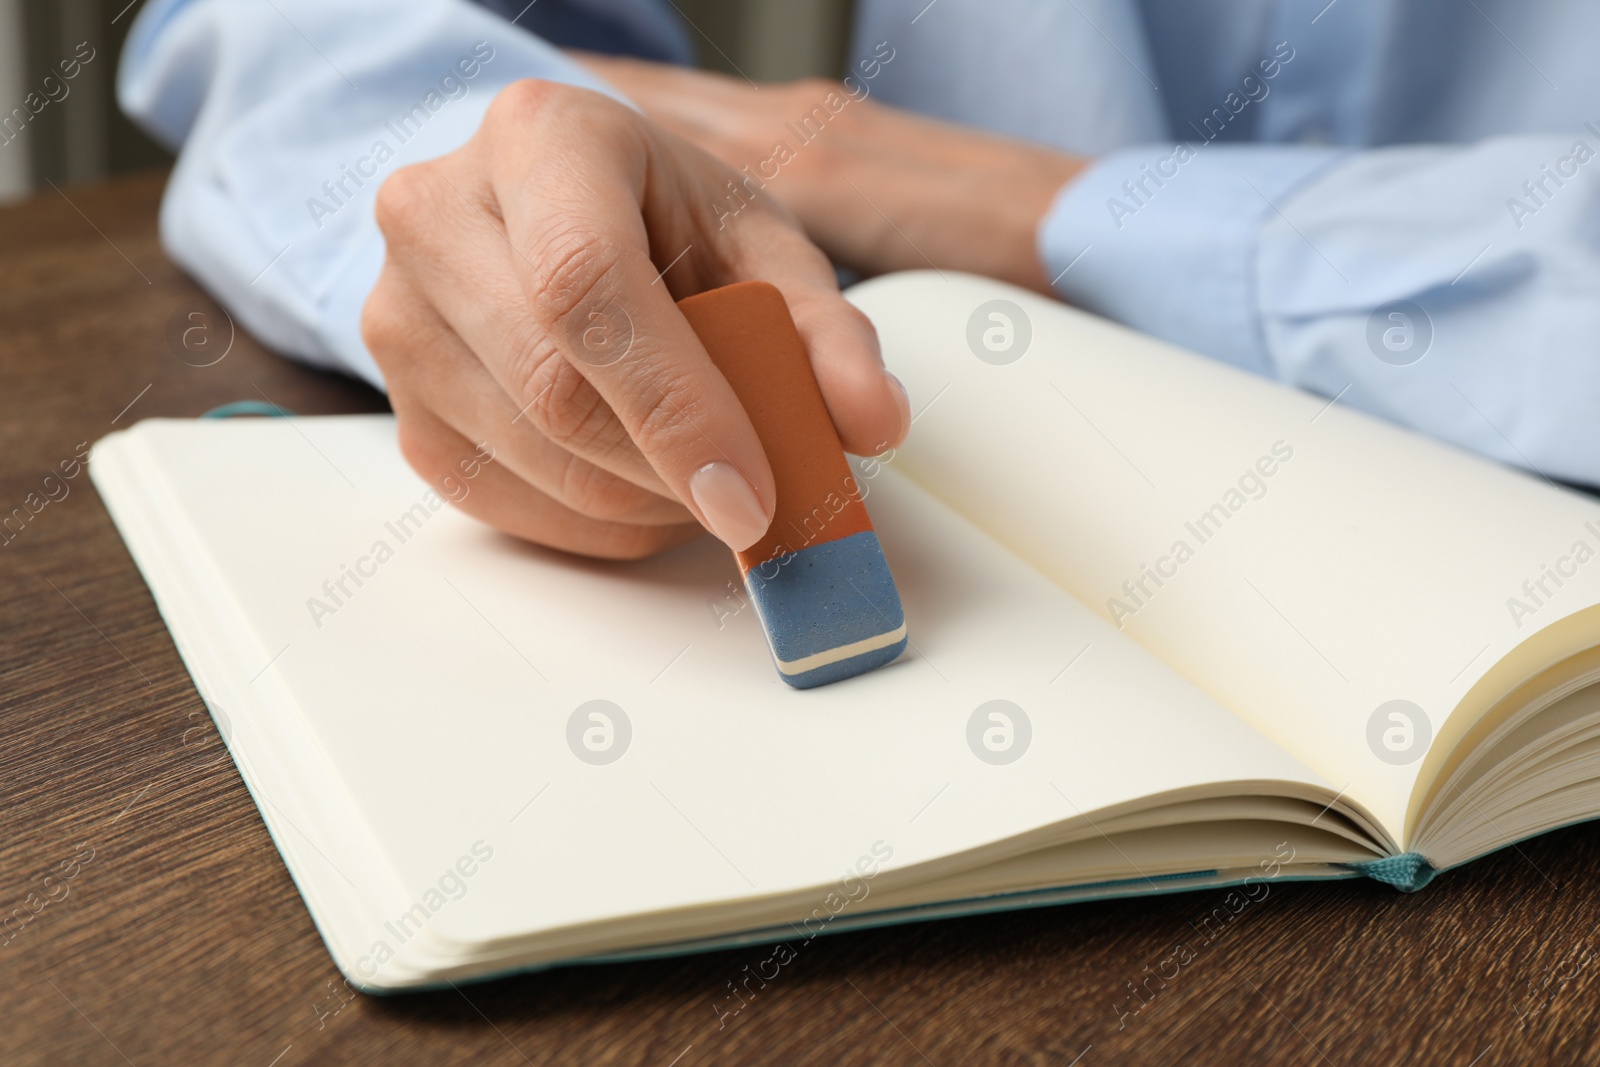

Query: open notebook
[91,272,1600,991]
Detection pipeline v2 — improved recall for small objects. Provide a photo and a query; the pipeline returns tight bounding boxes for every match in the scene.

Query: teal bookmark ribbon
[201,401,295,419]
[1347,853,1437,892]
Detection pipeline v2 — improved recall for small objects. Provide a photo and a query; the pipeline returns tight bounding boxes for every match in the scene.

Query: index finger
[481,81,777,552]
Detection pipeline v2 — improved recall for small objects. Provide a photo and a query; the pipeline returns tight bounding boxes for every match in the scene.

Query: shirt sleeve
[1040,136,1600,487]
[117,0,630,388]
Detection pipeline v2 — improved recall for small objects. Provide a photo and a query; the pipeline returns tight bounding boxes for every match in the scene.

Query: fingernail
[885,371,911,442]
[689,462,771,551]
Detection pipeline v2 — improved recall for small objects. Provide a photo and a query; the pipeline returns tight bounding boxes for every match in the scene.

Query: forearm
[1041,137,1600,485]
[573,55,1088,294]
[772,98,1087,293]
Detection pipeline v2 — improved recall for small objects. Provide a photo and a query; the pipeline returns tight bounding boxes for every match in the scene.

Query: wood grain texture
[3,171,1598,1067]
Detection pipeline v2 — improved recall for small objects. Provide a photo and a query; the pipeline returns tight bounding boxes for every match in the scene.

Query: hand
[362,80,910,560]
[574,54,1088,293]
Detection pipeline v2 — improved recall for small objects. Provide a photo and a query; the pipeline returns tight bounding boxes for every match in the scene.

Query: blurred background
[0,0,855,201]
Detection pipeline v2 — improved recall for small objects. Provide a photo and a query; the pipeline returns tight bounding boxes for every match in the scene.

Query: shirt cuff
[1038,143,1344,377]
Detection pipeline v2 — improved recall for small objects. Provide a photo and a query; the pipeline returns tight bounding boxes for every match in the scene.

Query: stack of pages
[91,272,1600,990]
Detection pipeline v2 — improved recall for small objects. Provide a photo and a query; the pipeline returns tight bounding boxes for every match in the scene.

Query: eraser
[677,281,908,689]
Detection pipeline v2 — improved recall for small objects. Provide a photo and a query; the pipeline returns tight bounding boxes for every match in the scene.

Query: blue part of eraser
[744,531,908,689]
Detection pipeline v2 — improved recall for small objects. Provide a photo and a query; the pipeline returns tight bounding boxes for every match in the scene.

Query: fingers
[558,59,908,455]
[363,264,695,528]
[710,213,910,457]
[374,163,674,501]
[790,284,911,458]
[391,398,703,560]
[370,77,910,560]
[478,81,779,551]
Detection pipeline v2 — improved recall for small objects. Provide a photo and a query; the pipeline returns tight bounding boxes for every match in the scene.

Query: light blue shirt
[120,0,1600,484]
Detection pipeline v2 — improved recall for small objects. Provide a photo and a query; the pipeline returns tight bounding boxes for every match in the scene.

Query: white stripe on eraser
[773,623,909,676]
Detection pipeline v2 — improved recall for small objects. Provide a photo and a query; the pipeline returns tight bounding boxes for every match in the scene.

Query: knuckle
[360,282,424,373]
[488,77,627,137]
[486,78,567,128]
[359,288,399,358]
[520,351,619,454]
[394,414,449,485]
[555,452,638,520]
[626,374,696,457]
[833,300,878,341]
[372,163,436,242]
[527,224,627,328]
[776,225,837,272]
[605,523,693,561]
[504,324,565,406]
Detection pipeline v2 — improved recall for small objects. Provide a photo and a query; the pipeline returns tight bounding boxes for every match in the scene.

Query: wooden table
[2,170,1595,1066]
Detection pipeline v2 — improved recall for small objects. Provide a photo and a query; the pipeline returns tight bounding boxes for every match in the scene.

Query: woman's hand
[575,53,1089,294]
[363,80,909,560]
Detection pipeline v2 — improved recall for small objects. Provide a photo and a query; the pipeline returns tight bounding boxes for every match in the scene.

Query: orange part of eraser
[676,281,907,688]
